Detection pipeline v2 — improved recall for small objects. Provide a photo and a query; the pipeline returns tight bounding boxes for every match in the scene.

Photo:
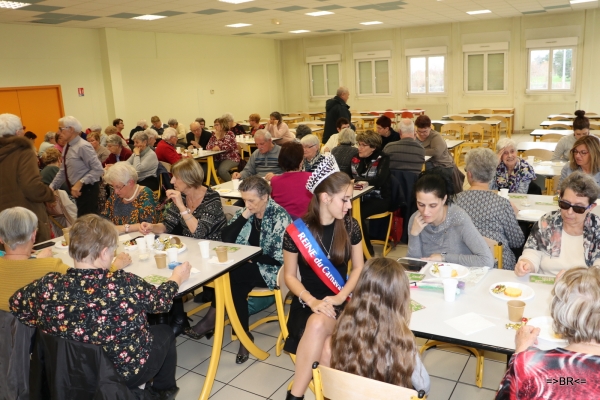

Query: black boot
[235,332,253,364]
[285,390,304,400]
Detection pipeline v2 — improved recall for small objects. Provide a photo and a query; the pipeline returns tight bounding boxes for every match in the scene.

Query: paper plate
[517,209,546,222]
[428,263,470,279]
[527,316,568,350]
[489,282,535,301]
[215,188,231,194]
[153,243,187,255]
[54,241,68,249]
[123,244,138,252]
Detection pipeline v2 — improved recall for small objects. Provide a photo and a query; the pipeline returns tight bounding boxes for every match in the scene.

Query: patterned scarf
[494,158,536,192]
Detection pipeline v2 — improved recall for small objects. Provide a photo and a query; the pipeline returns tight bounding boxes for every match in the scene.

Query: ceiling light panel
[570,0,597,3]
[0,1,30,9]
[132,15,167,20]
[290,30,310,33]
[466,10,492,15]
[227,23,252,27]
[360,21,383,25]
[219,0,254,4]
[305,11,334,16]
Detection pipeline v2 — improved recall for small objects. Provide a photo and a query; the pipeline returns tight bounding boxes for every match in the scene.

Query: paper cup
[507,300,526,322]
[442,279,458,302]
[145,234,155,248]
[527,156,535,165]
[135,238,147,251]
[215,246,228,263]
[62,228,70,246]
[499,188,509,198]
[232,179,241,190]
[166,248,178,264]
[154,254,166,269]
[438,265,452,278]
[198,241,210,259]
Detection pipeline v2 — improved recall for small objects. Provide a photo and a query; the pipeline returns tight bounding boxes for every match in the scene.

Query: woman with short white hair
[222,112,246,136]
[491,138,535,194]
[38,131,56,157]
[301,134,325,173]
[331,128,358,178]
[130,130,159,190]
[145,128,158,148]
[156,127,182,165]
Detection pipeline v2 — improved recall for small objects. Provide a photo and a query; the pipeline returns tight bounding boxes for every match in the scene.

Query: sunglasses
[558,199,592,214]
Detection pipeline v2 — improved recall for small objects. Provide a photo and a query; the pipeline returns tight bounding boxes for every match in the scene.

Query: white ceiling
[0,0,597,39]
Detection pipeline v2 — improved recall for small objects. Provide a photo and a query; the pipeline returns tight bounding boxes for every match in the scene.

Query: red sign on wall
[78,87,84,97]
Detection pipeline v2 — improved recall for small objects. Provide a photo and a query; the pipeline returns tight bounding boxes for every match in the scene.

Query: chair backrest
[448,115,465,121]
[223,205,242,221]
[400,111,414,118]
[469,115,487,121]
[540,133,564,142]
[483,237,503,269]
[312,363,426,400]
[479,108,493,114]
[488,115,506,123]
[590,124,600,130]
[547,124,571,130]
[0,311,36,400]
[160,161,172,172]
[440,123,462,138]
[522,149,553,160]
[586,112,598,115]
[384,112,396,119]
[550,116,570,121]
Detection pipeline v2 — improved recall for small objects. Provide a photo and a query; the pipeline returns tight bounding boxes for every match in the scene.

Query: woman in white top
[515,171,600,277]
[265,111,295,144]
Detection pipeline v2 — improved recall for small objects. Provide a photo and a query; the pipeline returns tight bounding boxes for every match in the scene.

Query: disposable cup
[215,246,228,263]
[138,250,149,261]
[527,156,535,165]
[443,279,458,302]
[232,179,241,190]
[499,188,509,198]
[154,254,166,269]
[135,238,147,251]
[166,248,178,264]
[62,228,70,246]
[507,300,526,322]
[198,241,210,259]
[145,234,155,249]
[438,265,452,278]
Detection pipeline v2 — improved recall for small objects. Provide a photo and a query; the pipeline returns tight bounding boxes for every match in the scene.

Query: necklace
[185,189,205,211]
[253,216,262,231]
[316,228,335,259]
[123,184,140,202]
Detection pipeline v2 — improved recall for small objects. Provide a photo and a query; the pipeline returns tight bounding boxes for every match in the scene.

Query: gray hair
[103,161,138,186]
[132,131,149,142]
[254,129,272,141]
[0,207,38,250]
[0,113,23,137]
[301,134,320,147]
[44,131,56,142]
[464,148,498,184]
[239,175,271,197]
[136,119,147,128]
[106,134,124,147]
[167,118,178,126]
[295,125,312,140]
[338,128,356,145]
[59,116,82,133]
[162,127,178,140]
[496,138,516,153]
[398,118,415,135]
[559,170,600,205]
[190,121,200,130]
[336,86,349,97]
[222,113,235,123]
[144,128,158,140]
[89,124,102,132]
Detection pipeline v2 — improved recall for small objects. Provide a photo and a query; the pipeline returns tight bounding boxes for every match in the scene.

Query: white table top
[540,120,574,127]
[509,193,600,221]
[283,116,304,122]
[48,235,262,294]
[432,120,501,126]
[410,268,553,353]
[468,107,514,113]
[530,129,573,137]
[305,119,360,126]
[532,160,565,176]
[445,139,465,150]
[191,149,225,159]
[235,137,281,145]
[547,114,600,120]
[517,142,557,152]
[289,127,323,134]
[358,110,426,115]
[442,113,513,118]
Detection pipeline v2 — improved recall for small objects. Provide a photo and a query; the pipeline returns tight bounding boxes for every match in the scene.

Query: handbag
[389,210,404,244]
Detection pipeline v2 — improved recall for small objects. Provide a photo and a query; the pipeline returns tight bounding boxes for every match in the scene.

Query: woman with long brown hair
[205,117,240,182]
[559,135,600,187]
[324,257,430,394]
[283,156,364,400]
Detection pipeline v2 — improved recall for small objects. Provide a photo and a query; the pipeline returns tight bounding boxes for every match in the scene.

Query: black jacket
[129,126,144,141]
[186,130,212,149]
[323,96,352,143]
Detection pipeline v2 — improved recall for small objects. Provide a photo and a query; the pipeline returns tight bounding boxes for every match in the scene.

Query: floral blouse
[491,158,536,194]
[206,131,240,163]
[250,124,265,136]
[101,186,160,226]
[9,268,179,379]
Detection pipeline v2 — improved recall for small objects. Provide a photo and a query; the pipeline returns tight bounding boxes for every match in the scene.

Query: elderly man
[151,116,168,136]
[129,119,148,142]
[323,86,354,144]
[187,121,211,150]
[232,130,282,180]
[168,118,187,147]
[155,127,183,165]
[50,116,104,217]
[384,119,425,174]
[0,114,55,243]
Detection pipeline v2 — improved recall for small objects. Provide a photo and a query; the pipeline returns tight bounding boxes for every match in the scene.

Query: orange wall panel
[17,88,64,149]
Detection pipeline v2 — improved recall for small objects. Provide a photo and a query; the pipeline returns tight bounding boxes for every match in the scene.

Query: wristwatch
[180,208,191,215]
[125,224,130,233]
[79,179,85,185]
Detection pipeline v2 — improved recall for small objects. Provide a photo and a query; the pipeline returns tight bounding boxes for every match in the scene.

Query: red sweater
[103,146,132,166]
[271,172,312,218]
[156,140,182,165]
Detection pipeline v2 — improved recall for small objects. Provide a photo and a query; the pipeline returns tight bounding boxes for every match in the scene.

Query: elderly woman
[145,128,158,149]
[376,115,400,148]
[0,113,55,243]
[10,215,190,397]
[54,130,67,153]
[87,131,110,163]
[155,128,182,165]
[559,135,600,187]
[491,138,536,194]
[222,112,246,136]
[248,113,265,136]
[185,176,292,364]
[104,133,132,166]
[101,162,159,234]
[38,131,56,157]
[205,117,240,182]
[553,110,591,162]
[515,171,600,277]
[323,118,351,152]
[352,130,391,255]
[129,130,159,190]
[87,125,106,146]
[497,267,600,399]
[294,124,312,141]
[415,115,454,175]
[266,111,295,144]
[40,148,69,191]
[455,148,525,270]
[331,128,358,178]
[271,141,312,219]
[301,134,325,172]
[408,172,494,267]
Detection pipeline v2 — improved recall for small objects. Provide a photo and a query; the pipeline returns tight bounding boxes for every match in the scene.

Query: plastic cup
[442,279,458,302]
[499,188,509,198]
[135,238,147,251]
[154,254,166,269]
[62,228,70,245]
[507,300,526,322]
[145,234,155,249]
[438,265,452,278]
[198,241,210,259]
[232,179,241,190]
[166,248,178,264]
[527,156,535,165]
[215,246,228,263]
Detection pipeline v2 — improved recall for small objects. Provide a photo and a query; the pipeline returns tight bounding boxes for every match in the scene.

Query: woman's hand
[264,172,274,182]
[170,261,192,286]
[514,258,534,277]
[324,295,344,306]
[113,252,132,270]
[422,254,443,262]
[139,222,153,235]
[37,248,53,259]
[309,298,336,319]
[166,189,184,210]
[514,325,540,353]
[133,147,140,155]
[212,145,221,151]
[509,200,520,216]
[242,208,252,219]
[410,212,428,236]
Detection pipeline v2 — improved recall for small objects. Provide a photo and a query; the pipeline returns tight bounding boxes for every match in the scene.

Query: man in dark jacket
[322,87,353,144]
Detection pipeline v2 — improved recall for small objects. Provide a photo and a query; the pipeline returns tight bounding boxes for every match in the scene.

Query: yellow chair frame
[366,211,394,256]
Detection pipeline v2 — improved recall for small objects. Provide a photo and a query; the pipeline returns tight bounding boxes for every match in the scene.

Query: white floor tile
[268,377,316,400]
[449,382,497,400]
[458,357,507,391]
[422,349,470,381]
[428,376,457,400]
[260,345,296,371]
[222,331,276,359]
[251,319,282,338]
[186,324,235,349]
[175,366,189,380]
[176,371,225,399]
[192,353,257,384]
[229,362,294,398]
[176,339,214,370]
[210,385,266,400]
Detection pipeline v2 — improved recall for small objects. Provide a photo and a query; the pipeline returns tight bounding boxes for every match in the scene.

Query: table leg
[205,156,219,186]
[352,198,372,259]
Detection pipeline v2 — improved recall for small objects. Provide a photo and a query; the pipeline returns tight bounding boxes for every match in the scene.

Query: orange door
[0,90,21,116]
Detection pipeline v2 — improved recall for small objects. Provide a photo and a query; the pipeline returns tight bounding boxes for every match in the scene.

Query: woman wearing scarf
[301,134,325,172]
[491,138,536,193]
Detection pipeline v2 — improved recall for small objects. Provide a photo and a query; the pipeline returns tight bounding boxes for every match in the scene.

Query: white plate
[123,244,138,252]
[489,282,535,301]
[215,189,231,194]
[428,263,470,279]
[54,241,68,249]
[153,243,187,254]
[517,209,546,222]
[527,316,568,350]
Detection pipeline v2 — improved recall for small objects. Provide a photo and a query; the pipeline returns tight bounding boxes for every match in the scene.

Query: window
[408,55,445,94]
[356,59,391,95]
[309,62,340,98]
[528,48,574,91]
[464,52,507,93]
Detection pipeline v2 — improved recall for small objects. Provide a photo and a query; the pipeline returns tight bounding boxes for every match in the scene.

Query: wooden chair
[440,123,462,140]
[353,118,365,133]
[458,124,485,165]
[401,111,414,119]
[160,161,172,172]
[522,149,553,161]
[448,115,465,121]
[420,339,485,388]
[288,113,300,117]
[550,116,570,121]
[590,124,600,130]
[559,112,573,115]
[312,363,427,400]
[540,134,564,142]
[469,115,487,121]
[301,113,312,121]
[547,124,570,130]
[366,211,394,256]
[288,123,298,129]
[479,108,493,114]
[384,111,396,120]
[488,116,508,138]
[484,237,503,270]
[477,122,496,149]
[586,112,598,116]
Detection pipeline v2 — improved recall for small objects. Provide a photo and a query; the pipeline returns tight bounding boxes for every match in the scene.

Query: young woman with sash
[282,156,364,400]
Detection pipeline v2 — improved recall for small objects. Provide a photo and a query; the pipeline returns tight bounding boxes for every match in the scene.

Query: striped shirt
[239,144,283,179]
[384,137,425,173]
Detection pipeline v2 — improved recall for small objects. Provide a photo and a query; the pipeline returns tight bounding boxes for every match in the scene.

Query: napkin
[191,268,200,274]
[444,312,495,335]
[208,256,234,265]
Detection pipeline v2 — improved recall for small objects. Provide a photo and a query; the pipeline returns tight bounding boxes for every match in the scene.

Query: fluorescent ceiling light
[132,15,166,20]
[570,0,597,4]
[360,21,383,25]
[219,0,253,4]
[466,10,491,15]
[305,11,334,16]
[290,30,310,34]
[0,1,30,9]
[226,23,251,28]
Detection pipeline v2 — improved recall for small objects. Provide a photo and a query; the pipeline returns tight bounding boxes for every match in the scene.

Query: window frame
[463,50,508,94]
[526,46,576,94]
[406,53,447,96]
[308,61,341,99]
[355,58,392,97]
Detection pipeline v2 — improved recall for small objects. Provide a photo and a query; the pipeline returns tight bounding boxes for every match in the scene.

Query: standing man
[50,116,104,217]
[323,86,353,144]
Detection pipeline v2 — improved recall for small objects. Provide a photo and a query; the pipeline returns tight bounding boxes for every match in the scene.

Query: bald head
[336,86,350,102]
[190,121,200,131]
[398,118,415,138]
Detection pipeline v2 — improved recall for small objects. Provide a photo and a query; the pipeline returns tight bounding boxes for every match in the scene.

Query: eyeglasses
[572,150,589,156]
[558,199,592,214]
[416,129,430,134]
[303,144,317,149]
[58,126,69,131]
[112,184,125,192]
